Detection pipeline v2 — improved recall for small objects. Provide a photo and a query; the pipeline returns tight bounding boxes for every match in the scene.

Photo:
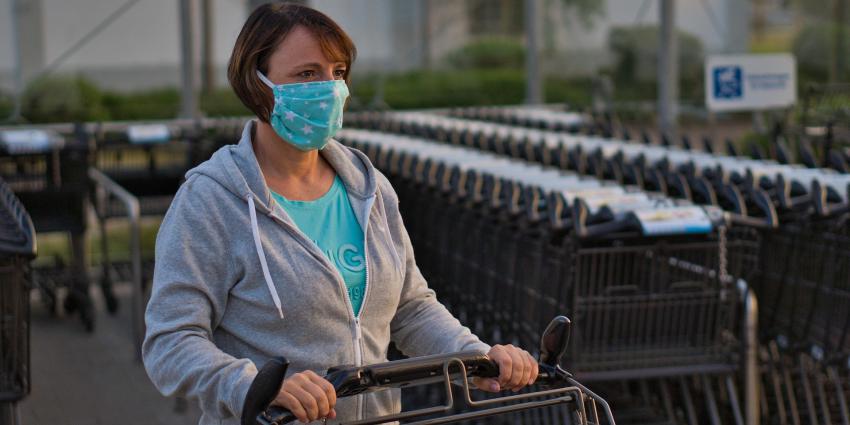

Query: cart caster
[79,296,95,332]
[63,290,79,314]
[104,291,119,315]
[100,275,119,315]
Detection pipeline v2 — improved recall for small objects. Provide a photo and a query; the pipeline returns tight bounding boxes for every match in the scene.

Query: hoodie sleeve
[378,173,492,357]
[142,174,257,420]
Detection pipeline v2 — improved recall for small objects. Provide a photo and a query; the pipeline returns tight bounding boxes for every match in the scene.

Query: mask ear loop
[255,70,275,89]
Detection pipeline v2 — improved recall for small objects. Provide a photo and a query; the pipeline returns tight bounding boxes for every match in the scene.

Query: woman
[142,3,538,424]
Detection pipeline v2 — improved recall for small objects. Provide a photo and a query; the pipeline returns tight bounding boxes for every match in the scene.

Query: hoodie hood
[186,120,378,319]
[188,120,377,218]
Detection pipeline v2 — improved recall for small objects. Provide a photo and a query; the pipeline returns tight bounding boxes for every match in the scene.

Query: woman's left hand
[475,344,539,393]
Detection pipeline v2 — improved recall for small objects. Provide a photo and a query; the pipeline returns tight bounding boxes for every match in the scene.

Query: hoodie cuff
[462,341,492,356]
[231,361,260,418]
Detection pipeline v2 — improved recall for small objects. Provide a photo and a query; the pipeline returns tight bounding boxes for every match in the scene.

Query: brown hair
[227,2,356,122]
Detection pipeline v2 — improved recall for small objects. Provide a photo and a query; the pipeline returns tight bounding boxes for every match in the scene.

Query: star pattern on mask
[319,101,328,110]
[284,111,296,121]
[302,124,313,134]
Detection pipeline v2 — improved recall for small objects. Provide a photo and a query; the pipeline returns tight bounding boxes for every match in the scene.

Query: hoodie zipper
[352,195,374,421]
[264,190,375,421]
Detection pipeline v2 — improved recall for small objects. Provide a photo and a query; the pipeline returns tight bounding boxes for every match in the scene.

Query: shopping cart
[338,128,760,424]
[242,316,615,425]
[92,120,206,217]
[0,126,97,330]
[0,177,36,425]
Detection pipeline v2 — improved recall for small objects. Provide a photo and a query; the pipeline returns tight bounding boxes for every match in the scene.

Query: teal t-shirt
[271,176,367,316]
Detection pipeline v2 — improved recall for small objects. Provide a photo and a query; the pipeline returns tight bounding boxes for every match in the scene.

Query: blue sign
[713,66,742,99]
[706,54,796,112]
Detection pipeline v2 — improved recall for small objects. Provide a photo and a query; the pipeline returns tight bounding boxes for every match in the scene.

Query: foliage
[363,69,592,110]
[21,75,110,123]
[444,37,526,70]
[102,88,180,121]
[6,70,597,123]
[608,25,705,101]
[792,23,850,83]
[200,88,251,117]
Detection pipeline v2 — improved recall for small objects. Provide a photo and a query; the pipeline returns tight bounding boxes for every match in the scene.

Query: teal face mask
[256,70,350,151]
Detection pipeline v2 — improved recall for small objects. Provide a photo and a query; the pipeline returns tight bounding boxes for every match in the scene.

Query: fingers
[525,350,539,386]
[275,391,307,423]
[473,377,501,393]
[487,345,540,393]
[505,345,527,391]
[279,371,336,423]
[305,370,337,414]
[489,346,513,389]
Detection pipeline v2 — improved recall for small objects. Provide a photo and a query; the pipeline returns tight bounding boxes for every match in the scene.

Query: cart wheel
[99,272,120,315]
[63,290,79,314]
[80,298,95,332]
[104,291,119,315]
[39,282,57,316]
[101,279,119,315]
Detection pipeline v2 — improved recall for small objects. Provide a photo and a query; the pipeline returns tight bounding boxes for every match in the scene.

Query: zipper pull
[354,318,362,341]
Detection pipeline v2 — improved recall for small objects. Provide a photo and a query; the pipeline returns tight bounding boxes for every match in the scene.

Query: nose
[318,66,336,82]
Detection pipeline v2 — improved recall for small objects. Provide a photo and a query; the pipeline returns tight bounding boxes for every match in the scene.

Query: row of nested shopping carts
[0,118,247,423]
[0,118,623,424]
[342,105,850,425]
[1,106,848,424]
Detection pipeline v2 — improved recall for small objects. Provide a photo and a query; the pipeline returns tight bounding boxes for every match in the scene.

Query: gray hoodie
[142,121,490,425]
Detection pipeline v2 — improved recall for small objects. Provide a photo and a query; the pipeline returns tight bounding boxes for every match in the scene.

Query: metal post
[658,0,678,139]
[832,0,846,83]
[739,279,760,425]
[420,0,431,69]
[179,0,198,119]
[8,0,23,122]
[525,0,542,105]
[200,0,214,94]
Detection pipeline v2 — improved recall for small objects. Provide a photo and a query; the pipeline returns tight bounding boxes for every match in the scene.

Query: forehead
[268,25,347,70]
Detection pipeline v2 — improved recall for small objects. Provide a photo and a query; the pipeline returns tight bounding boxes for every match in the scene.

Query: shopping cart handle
[539,316,571,368]
[243,351,499,425]
[812,180,850,217]
[241,357,292,425]
[689,176,718,206]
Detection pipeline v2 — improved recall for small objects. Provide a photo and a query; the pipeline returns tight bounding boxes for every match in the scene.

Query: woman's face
[265,25,347,85]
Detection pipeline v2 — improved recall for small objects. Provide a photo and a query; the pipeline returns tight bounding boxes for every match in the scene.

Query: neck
[253,120,325,182]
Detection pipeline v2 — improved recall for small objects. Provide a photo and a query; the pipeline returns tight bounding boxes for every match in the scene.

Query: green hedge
[443,37,525,69]
[4,71,594,123]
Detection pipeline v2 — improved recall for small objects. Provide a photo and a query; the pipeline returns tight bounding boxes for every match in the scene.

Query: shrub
[443,37,526,69]
[608,25,705,101]
[102,88,180,121]
[792,23,850,84]
[21,75,110,123]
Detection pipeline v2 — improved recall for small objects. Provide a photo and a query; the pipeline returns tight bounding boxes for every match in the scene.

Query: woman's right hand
[272,370,337,423]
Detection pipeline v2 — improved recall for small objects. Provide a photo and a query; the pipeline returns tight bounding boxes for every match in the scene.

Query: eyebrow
[292,62,347,70]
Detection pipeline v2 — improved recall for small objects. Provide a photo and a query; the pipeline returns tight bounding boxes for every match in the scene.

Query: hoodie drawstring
[247,195,285,319]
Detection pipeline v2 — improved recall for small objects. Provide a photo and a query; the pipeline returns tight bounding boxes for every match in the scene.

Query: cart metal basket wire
[0,177,36,425]
[338,129,760,424]
[92,121,205,217]
[0,126,96,330]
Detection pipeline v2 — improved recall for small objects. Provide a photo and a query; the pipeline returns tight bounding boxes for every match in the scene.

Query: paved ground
[18,282,202,425]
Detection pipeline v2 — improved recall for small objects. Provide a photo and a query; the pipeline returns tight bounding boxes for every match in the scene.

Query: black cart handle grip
[241,357,293,425]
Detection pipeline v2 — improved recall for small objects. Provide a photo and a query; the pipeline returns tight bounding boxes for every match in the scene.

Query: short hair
[227,2,356,122]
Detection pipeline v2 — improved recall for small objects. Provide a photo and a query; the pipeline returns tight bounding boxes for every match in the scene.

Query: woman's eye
[299,70,315,78]
[334,69,346,79]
